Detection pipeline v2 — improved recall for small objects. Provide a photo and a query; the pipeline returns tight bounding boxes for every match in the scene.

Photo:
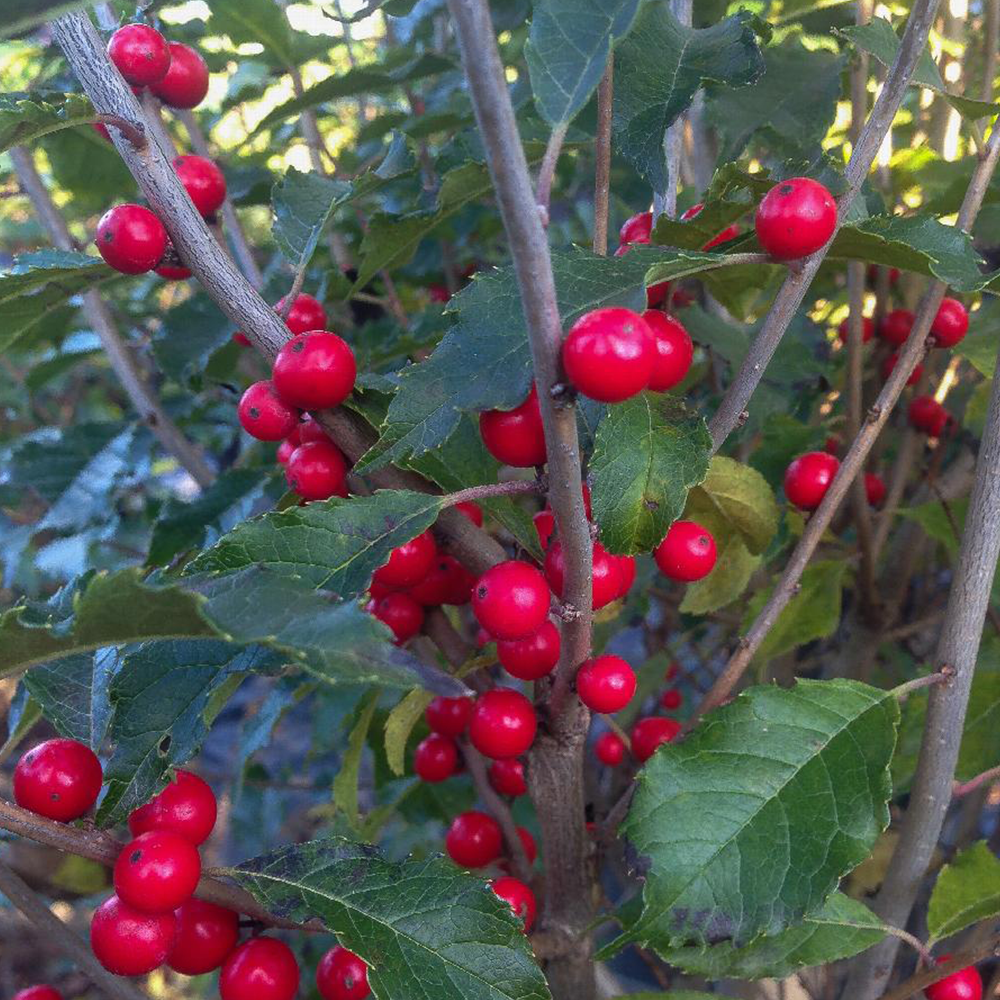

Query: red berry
[408,555,474,606]
[285,440,349,501]
[129,770,217,845]
[755,177,836,260]
[298,417,330,444]
[167,899,239,975]
[239,381,300,441]
[576,655,636,714]
[317,946,370,1000]
[925,959,982,1000]
[680,203,740,249]
[491,876,536,932]
[631,717,681,763]
[233,332,252,347]
[456,500,484,526]
[446,810,503,867]
[654,521,717,582]
[96,204,167,274]
[594,731,626,766]
[13,988,62,1000]
[619,211,653,245]
[220,938,300,1000]
[909,395,951,437]
[372,531,437,589]
[369,592,424,644]
[880,309,915,346]
[425,696,473,737]
[155,263,192,280]
[837,317,874,344]
[544,540,623,610]
[661,688,682,711]
[533,509,555,549]
[643,310,694,391]
[277,438,297,465]
[469,688,537,759]
[865,472,886,508]
[479,386,547,467]
[107,24,171,86]
[14,738,102,822]
[272,331,357,410]
[931,297,969,348]
[497,620,561,680]
[472,560,550,640]
[562,307,656,403]
[414,734,459,782]
[278,293,327,335]
[90,895,177,976]
[173,155,226,217]
[867,264,901,285]
[114,830,201,914]
[615,555,637,598]
[151,42,209,109]
[516,826,537,865]
[429,283,452,303]
[488,758,527,797]
[784,451,840,511]
[881,350,923,386]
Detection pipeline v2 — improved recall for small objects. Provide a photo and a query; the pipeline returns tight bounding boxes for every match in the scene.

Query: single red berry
[285,440,349,501]
[631,717,681,763]
[456,500,484,526]
[96,204,167,274]
[491,876,536,932]
[909,395,951,437]
[167,899,239,975]
[865,472,886,507]
[925,958,982,1000]
[429,283,452,303]
[544,540,623,610]
[272,331,357,410]
[661,688,682,711]
[469,688,537,759]
[298,416,330,445]
[497,620,560,680]
[425,696,474,737]
[155,263,192,280]
[643,310,694,391]
[446,811,503,868]
[755,177,836,260]
[13,987,62,1000]
[824,435,841,455]
[881,351,923,386]
[479,386,547,467]
[278,293,327,335]
[107,23,171,86]
[562,307,656,403]
[488,758,527,797]
[472,560,550,640]
[372,531,437,589]
[14,738,102,822]
[233,332,252,347]
[880,309,915,346]
[516,827,537,865]
[317,946,370,1000]
[619,211,653,245]
[615,555,637,598]
[220,938,300,1000]
[414,734,459,782]
[277,438,297,465]
[369,592,424,644]
[654,521,717,582]
[151,42,209,109]
[408,555,474,606]
[173,155,226,217]
[533,509,555,549]
[129,769,217,845]
[837,317,874,344]
[239,381,300,442]
[90,895,177,976]
[114,830,201,915]
[784,451,840,511]
[931,297,969,348]
[576,655,636,714]
[594,731,626,767]
[680,203,740,249]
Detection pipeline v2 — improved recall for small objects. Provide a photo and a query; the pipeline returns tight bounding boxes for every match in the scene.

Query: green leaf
[153,292,234,384]
[956,669,1000,784]
[525,0,642,126]
[956,305,1000,377]
[679,534,759,616]
[229,840,551,1000]
[928,841,1000,944]
[609,679,898,951]
[590,394,711,555]
[613,6,763,190]
[697,456,779,555]
[1,0,94,39]
[209,0,296,68]
[24,650,116,750]
[333,690,381,829]
[385,688,432,777]
[272,168,352,271]
[0,689,42,762]
[0,92,95,153]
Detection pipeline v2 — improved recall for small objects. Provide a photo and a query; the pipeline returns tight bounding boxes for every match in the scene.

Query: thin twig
[536,122,569,222]
[953,764,1000,798]
[592,56,614,256]
[891,669,952,701]
[93,113,147,149]
[441,480,543,507]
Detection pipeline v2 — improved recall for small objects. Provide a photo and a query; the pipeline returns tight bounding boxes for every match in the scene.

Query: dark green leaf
[927,841,1000,944]
[24,650,117,749]
[209,0,295,68]
[0,93,95,153]
[1,0,94,38]
[272,168,351,270]
[332,690,381,828]
[153,292,234,384]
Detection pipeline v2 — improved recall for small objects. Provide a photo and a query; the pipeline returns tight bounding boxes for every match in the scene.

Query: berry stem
[440,480,544,507]
[535,121,569,219]
[952,763,1000,798]
[93,113,148,149]
[592,55,614,257]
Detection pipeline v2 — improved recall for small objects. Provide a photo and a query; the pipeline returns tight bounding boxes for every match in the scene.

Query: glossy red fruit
[616,555,636,598]
[414,734,459,782]
[107,24,171,86]
[909,395,951,437]
[129,770,217,846]
[152,42,209,109]
[285,440,349,501]
[173,155,226,217]
[654,521,717,582]
[469,688,537,759]
[14,738,102,822]
[594,731,626,766]
[881,351,923,386]
[755,177,836,260]
[516,826,537,865]
[298,417,330,445]
[784,451,840,511]
[372,531,437,589]
[680,203,740,249]
[456,500,484,526]
[497,620,560,680]
[370,592,424,644]
[408,555,474,606]
[643,310,694,391]
[317,946,370,1000]
[277,438,297,465]
[278,293,327,335]
[114,830,201,914]
[13,987,62,1000]
[880,308,915,346]
[931,297,969,348]
[925,959,982,1000]
[91,895,177,976]
[576,655,636,714]
[425,696,474,737]
[272,331,357,410]
[620,211,653,245]
[543,541,623,610]
[220,938,300,1000]
[472,561,549,640]
[167,899,239,975]
[155,263,192,280]
[562,307,656,403]
[239,381,300,442]
[533,509,555,549]
[631,717,681,763]
[446,811,503,867]
[491,876,536,932]
[479,386,547,467]
[488,758,527,797]
[96,204,167,274]
[837,316,874,344]
[661,688,682,711]
[864,472,887,508]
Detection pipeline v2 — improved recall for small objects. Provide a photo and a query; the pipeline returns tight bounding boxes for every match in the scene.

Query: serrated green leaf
[385,688,433,777]
[679,533,759,615]
[209,0,295,68]
[333,690,381,829]
[229,840,551,1000]
[0,92,95,153]
[153,292,234,384]
[698,456,779,555]
[24,650,116,750]
[928,841,1000,944]
[272,168,351,270]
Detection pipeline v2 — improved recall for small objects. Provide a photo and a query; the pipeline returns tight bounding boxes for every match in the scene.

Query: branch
[891,669,953,700]
[953,764,1000,798]
[592,56,614,256]
[440,479,543,506]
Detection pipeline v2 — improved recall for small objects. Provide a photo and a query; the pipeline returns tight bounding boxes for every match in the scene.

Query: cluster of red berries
[107,23,209,108]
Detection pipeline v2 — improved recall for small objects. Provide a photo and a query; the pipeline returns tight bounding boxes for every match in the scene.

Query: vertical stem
[592,56,614,256]
[983,0,999,105]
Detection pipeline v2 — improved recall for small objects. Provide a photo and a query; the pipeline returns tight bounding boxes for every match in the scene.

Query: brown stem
[592,57,614,256]
[536,122,569,221]
[441,480,543,506]
[982,0,999,106]
[93,113,147,149]
[279,267,307,320]
[953,764,1000,798]
[891,669,952,700]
